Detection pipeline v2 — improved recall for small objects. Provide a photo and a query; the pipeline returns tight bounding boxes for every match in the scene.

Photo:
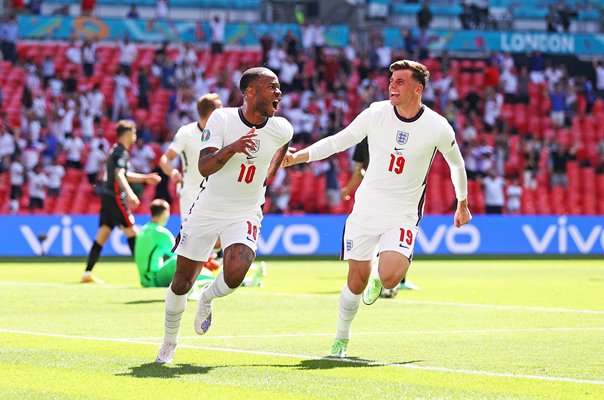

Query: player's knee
[380,272,404,290]
[170,275,195,295]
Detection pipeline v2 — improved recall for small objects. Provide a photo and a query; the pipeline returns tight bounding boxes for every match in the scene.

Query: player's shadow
[117,362,214,379]
[123,299,166,305]
[292,358,424,370]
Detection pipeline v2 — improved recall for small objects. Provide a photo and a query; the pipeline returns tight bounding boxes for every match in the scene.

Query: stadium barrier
[1,215,603,257]
[17,15,349,47]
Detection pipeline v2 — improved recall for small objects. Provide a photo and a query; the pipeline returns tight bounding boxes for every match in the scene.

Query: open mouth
[390,92,400,99]
[272,100,280,111]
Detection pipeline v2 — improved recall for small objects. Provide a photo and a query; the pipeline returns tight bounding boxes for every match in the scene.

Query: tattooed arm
[267,143,289,180]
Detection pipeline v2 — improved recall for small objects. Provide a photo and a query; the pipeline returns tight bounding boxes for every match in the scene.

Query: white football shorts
[341,213,418,261]
[174,213,262,262]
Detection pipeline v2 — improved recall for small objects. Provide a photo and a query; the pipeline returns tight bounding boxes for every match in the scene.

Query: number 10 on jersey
[237,164,256,184]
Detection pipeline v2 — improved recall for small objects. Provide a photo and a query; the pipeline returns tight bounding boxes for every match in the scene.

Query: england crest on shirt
[396,130,409,145]
[249,139,260,154]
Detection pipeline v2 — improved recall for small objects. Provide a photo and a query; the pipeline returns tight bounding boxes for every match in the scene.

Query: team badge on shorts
[396,130,409,145]
[346,240,353,251]
[201,129,211,142]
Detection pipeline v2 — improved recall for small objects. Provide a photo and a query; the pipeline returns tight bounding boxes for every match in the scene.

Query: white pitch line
[0,328,602,386]
[0,281,130,289]
[1,280,603,315]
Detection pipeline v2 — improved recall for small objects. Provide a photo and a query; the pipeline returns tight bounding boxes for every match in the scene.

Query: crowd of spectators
[1,10,604,215]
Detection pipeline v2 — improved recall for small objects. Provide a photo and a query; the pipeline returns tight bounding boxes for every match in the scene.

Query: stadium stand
[2,2,604,217]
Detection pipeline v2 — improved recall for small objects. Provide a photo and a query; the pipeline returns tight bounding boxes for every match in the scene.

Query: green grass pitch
[0,258,603,399]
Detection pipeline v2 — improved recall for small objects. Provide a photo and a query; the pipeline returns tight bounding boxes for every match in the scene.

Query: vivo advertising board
[1,215,603,257]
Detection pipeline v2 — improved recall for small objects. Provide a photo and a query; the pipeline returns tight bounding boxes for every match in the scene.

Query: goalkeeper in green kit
[135,199,215,290]
[135,199,263,293]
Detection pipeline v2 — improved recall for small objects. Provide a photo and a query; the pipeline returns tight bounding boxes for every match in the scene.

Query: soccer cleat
[362,276,382,305]
[155,342,176,364]
[399,279,420,290]
[329,338,349,358]
[194,284,213,335]
[80,274,104,284]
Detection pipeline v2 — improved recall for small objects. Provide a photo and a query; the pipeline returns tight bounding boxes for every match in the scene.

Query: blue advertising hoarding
[17,15,349,47]
[1,215,603,257]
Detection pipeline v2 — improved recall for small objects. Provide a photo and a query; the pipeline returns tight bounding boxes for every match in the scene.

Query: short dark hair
[116,120,136,137]
[239,67,275,94]
[197,93,221,119]
[150,199,169,217]
[389,60,430,88]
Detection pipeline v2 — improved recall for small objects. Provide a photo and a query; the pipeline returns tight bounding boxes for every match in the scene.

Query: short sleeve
[168,127,186,154]
[201,110,225,151]
[436,117,457,154]
[115,149,128,169]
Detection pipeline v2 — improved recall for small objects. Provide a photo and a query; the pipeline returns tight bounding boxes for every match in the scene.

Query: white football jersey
[340,101,458,222]
[168,121,205,196]
[189,107,293,219]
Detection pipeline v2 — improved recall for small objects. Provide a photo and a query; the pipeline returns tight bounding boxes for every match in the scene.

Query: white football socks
[335,283,361,340]
[163,284,188,344]
[201,272,236,303]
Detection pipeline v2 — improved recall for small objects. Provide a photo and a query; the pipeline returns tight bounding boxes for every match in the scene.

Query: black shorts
[29,197,44,210]
[99,194,134,229]
[10,185,22,199]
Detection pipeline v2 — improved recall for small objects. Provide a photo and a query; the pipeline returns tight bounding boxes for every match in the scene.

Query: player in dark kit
[81,120,161,283]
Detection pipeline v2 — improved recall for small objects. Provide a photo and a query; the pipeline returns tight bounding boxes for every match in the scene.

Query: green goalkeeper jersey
[134,221,175,285]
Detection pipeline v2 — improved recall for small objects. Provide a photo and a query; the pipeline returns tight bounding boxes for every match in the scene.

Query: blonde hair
[197,93,222,119]
[389,60,430,88]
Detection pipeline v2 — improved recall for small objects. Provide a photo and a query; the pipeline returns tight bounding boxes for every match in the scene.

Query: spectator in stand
[9,154,24,214]
[500,66,518,103]
[529,51,545,85]
[126,4,139,18]
[81,0,96,16]
[0,128,15,160]
[483,88,501,132]
[85,142,106,186]
[597,138,604,174]
[549,142,576,187]
[523,138,539,189]
[88,83,105,119]
[417,0,433,30]
[22,139,41,171]
[66,40,82,67]
[260,32,273,66]
[42,55,55,89]
[544,61,565,91]
[45,158,65,197]
[156,0,169,20]
[482,169,505,214]
[80,104,95,141]
[210,15,225,55]
[131,137,156,174]
[28,164,49,211]
[279,55,299,93]
[417,28,430,60]
[138,67,150,109]
[483,59,500,90]
[119,37,138,76]
[0,15,18,64]
[65,69,79,95]
[64,132,85,169]
[578,75,596,114]
[40,130,59,165]
[548,83,567,128]
[464,84,481,116]
[401,28,417,59]
[506,177,522,213]
[516,66,530,104]
[112,68,137,121]
[460,118,477,145]
[82,39,96,78]
[267,42,286,78]
[594,59,604,99]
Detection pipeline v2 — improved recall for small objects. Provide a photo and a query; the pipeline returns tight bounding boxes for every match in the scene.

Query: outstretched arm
[442,146,472,227]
